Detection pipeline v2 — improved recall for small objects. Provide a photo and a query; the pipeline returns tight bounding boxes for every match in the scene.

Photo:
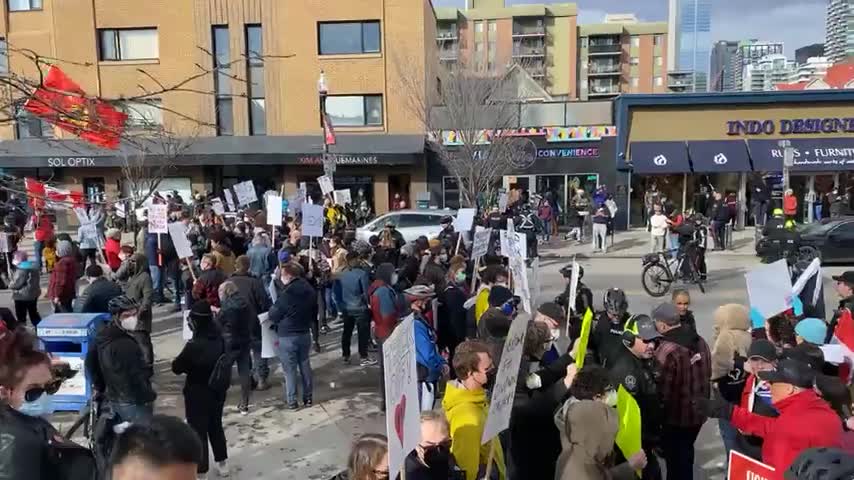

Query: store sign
[47,156,98,167]
[536,147,599,159]
[297,155,379,165]
[748,138,854,171]
[727,118,854,136]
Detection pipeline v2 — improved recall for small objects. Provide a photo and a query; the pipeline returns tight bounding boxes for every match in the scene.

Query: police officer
[554,263,594,341]
[437,215,458,251]
[609,314,663,480]
[589,288,631,368]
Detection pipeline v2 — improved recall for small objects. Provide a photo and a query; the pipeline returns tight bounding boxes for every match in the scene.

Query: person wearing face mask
[9,250,42,327]
[86,295,157,424]
[438,261,469,377]
[442,340,505,480]
[698,357,843,474]
[0,329,96,480]
[608,315,663,480]
[404,410,465,480]
[369,263,402,411]
[405,285,449,410]
[734,340,780,461]
[477,286,516,366]
[471,265,508,326]
[193,254,227,308]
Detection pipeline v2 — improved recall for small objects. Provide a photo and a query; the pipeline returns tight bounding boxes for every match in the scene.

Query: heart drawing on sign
[394,395,406,446]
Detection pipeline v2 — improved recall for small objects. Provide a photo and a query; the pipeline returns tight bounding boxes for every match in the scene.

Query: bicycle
[641,244,706,297]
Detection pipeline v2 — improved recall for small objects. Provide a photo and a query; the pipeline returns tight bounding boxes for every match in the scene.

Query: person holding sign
[403,285,449,411]
[442,340,505,480]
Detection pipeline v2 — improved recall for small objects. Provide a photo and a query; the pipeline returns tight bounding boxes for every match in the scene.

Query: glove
[694,396,733,420]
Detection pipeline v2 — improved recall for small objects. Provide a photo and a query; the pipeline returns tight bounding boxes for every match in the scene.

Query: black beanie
[537,302,565,322]
[488,286,514,307]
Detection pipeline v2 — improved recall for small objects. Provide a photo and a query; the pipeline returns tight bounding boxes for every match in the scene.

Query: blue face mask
[501,302,515,316]
[17,392,56,418]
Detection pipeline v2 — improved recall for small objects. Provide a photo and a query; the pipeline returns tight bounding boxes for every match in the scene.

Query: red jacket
[33,214,54,242]
[783,194,797,216]
[368,280,400,341]
[47,256,78,302]
[730,389,842,477]
[105,237,122,272]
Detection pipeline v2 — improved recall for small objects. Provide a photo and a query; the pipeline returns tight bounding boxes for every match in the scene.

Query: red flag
[25,178,45,209]
[323,112,336,146]
[24,66,128,149]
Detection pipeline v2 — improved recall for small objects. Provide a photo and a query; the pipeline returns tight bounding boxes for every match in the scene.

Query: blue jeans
[277,333,313,406]
[719,418,739,468]
[33,240,43,272]
[325,286,337,318]
[541,219,551,241]
[669,233,680,258]
[112,402,154,423]
[150,264,163,300]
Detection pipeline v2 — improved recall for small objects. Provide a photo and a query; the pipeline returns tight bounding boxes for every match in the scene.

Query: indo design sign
[727,117,854,136]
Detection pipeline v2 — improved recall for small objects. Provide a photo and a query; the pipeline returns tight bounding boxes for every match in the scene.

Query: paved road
[48,255,850,480]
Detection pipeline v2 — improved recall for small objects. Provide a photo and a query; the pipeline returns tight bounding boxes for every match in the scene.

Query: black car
[798,217,854,264]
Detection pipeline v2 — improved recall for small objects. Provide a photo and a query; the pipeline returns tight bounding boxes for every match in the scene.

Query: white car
[356,209,457,244]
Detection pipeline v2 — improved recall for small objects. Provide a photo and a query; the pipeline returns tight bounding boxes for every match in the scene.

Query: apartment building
[733,40,784,91]
[826,0,854,63]
[742,54,796,91]
[0,0,436,215]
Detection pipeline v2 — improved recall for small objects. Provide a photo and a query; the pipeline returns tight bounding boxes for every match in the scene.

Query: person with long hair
[332,433,390,480]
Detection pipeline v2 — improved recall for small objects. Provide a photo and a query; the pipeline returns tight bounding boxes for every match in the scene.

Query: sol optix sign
[47,157,97,167]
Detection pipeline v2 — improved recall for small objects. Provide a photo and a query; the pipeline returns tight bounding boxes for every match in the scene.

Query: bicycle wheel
[642,262,672,297]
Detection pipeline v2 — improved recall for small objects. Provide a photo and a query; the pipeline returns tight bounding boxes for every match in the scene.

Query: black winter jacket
[217,294,252,354]
[229,272,272,342]
[76,278,123,314]
[86,322,156,405]
[269,277,318,336]
[171,324,226,397]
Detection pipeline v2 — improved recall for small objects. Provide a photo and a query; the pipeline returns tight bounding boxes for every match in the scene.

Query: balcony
[512,26,546,37]
[439,47,458,61]
[436,31,459,41]
[588,43,622,55]
[588,63,621,76]
[588,83,620,96]
[512,45,546,58]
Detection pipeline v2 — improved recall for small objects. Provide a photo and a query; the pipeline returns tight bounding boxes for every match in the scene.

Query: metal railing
[588,43,622,54]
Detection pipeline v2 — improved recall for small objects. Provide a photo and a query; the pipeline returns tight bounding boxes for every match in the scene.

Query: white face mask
[549,328,561,342]
[120,315,139,331]
[391,273,399,285]
[603,389,618,407]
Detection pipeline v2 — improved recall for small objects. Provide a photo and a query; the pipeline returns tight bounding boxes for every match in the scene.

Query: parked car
[355,209,456,244]
[797,217,854,264]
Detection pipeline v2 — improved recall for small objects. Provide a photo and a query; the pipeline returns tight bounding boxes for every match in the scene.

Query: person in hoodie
[193,253,227,308]
[47,239,78,313]
[405,285,449,411]
[369,262,401,411]
[125,252,155,367]
[477,286,516,366]
[9,250,41,326]
[439,260,469,376]
[651,302,711,480]
[86,295,156,423]
[710,303,753,462]
[230,255,273,391]
[217,281,253,415]
[246,233,276,283]
[473,265,509,325]
[337,251,375,366]
[76,264,122,314]
[268,261,318,409]
[172,300,231,478]
[210,231,235,276]
[442,340,505,480]
[699,357,843,475]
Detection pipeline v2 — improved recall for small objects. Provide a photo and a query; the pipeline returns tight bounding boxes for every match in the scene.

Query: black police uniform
[588,311,631,368]
[555,282,594,341]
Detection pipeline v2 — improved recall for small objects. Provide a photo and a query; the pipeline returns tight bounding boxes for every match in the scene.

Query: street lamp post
[778,139,793,191]
[318,71,336,180]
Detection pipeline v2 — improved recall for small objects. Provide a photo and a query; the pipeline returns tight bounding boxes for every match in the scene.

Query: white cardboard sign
[333,189,352,205]
[301,203,324,237]
[510,256,531,314]
[233,180,258,206]
[223,189,236,212]
[568,258,580,314]
[499,230,527,259]
[182,310,193,341]
[267,194,283,226]
[745,259,793,320]
[482,313,529,443]
[472,228,492,259]
[168,222,194,260]
[317,175,334,196]
[258,312,278,359]
[453,208,476,232]
[383,316,421,480]
[210,198,225,216]
[148,204,168,234]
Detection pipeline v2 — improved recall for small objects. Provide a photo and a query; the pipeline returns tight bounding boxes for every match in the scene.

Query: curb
[539,251,757,260]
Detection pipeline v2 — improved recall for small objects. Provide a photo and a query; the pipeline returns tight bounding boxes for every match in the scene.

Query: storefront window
[442,176,460,210]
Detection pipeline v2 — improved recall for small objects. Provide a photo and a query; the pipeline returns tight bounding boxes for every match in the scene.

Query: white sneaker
[216,460,230,477]
[197,474,208,480]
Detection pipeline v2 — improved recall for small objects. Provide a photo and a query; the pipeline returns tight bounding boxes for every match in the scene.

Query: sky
[432,0,826,57]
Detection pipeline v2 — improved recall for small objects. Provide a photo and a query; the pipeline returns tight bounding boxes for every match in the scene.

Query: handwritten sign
[482,313,529,443]
[472,228,492,259]
[383,316,421,480]
[333,189,352,206]
[509,257,531,314]
[210,198,225,216]
[267,194,283,226]
[317,175,334,196]
[182,310,193,341]
[745,259,793,320]
[148,204,168,234]
[168,222,194,260]
[453,208,476,232]
[727,450,775,480]
[301,203,324,237]
[499,230,527,259]
[258,312,278,359]
[233,180,258,206]
[223,189,236,211]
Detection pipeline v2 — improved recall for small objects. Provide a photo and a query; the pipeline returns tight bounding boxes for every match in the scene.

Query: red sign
[728,450,775,480]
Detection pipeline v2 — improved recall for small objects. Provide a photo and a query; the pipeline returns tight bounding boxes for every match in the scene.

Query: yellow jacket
[474,286,491,325]
[442,381,505,480]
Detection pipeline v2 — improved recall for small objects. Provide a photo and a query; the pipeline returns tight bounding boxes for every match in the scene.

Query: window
[212,26,233,136]
[246,25,265,136]
[8,0,41,11]
[488,21,497,32]
[655,76,663,86]
[655,56,663,67]
[98,28,158,61]
[120,100,163,128]
[630,56,639,65]
[654,34,664,46]
[0,39,8,74]
[581,37,588,48]
[475,21,484,33]
[318,21,380,55]
[631,36,640,47]
[631,77,639,87]
[15,107,52,139]
[325,95,383,127]
[475,42,484,53]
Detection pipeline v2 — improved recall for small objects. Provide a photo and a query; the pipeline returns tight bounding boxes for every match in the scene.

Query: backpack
[207,340,231,392]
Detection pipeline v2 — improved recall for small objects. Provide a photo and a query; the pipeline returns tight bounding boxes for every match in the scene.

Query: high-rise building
[435,1,667,100]
[743,54,797,91]
[733,40,784,90]
[667,0,712,91]
[825,0,854,63]
[796,43,825,64]
[794,56,832,83]
[709,40,738,91]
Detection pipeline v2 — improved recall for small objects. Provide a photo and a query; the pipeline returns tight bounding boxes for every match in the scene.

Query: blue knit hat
[794,318,828,345]
[278,250,291,264]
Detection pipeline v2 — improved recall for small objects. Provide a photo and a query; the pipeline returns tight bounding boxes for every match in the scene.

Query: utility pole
[778,139,793,190]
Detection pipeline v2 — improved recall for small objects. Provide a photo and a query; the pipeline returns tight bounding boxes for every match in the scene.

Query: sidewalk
[539,227,758,259]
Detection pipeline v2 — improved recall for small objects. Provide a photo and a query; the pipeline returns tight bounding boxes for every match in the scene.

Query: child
[42,235,57,273]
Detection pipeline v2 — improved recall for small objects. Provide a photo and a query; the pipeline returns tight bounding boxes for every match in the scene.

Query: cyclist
[675,213,707,282]
[588,288,632,368]
[554,263,594,342]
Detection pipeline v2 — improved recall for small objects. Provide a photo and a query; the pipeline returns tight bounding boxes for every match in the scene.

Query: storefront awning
[748,138,854,172]
[629,141,690,174]
[688,140,751,173]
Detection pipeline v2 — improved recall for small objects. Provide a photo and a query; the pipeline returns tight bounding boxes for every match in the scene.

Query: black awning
[688,140,751,173]
[748,138,854,172]
[629,141,690,174]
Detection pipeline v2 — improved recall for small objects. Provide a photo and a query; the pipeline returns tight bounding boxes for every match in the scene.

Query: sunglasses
[24,380,63,402]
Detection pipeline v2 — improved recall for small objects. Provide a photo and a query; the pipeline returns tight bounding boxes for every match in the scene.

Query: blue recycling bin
[37,313,110,412]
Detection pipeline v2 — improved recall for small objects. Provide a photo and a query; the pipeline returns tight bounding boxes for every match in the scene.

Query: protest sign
[210,198,225,216]
[500,230,527,259]
[745,259,793,320]
[258,313,278,359]
[223,189,236,211]
[233,180,258,206]
[482,313,529,443]
[453,208,476,232]
[333,189,352,205]
[568,258,580,314]
[531,257,541,306]
[727,450,774,480]
[148,204,168,234]
[574,308,594,368]
[182,310,193,341]
[168,222,194,259]
[498,192,509,213]
[115,202,126,219]
[317,175,334,196]
[615,385,643,476]
[509,257,531,314]
[383,316,420,480]
[472,228,492,259]
[267,194,283,226]
[301,203,324,237]
[0,233,9,253]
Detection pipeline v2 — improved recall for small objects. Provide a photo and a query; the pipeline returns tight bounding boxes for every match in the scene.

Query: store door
[536,175,566,225]
[84,177,105,203]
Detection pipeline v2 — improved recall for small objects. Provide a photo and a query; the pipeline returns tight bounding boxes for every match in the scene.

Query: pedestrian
[172,300,231,479]
[108,415,203,480]
[337,251,375,366]
[47,239,77,313]
[143,229,164,304]
[783,188,798,222]
[193,254,227,307]
[649,205,668,253]
[651,302,711,480]
[477,285,515,365]
[230,255,273,390]
[827,271,854,345]
[104,228,123,272]
[671,289,696,333]
[368,262,401,411]
[473,265,508,326]
[9,250,41,327]
[217,280,253,415]
[125,252,155,367]
[538,197,553,243]
[210,231,236,276]
[76,264,122,314]
[332,433,389,480]
[77,206,103,267]
[589,288,631,368]
[31,207,53,272]
[710,304,752,464]
[710,192,730,250]
[442,340,505,480]
[438,260,468,374]
[794,317,827,346]
[246,233,275,282]
[404,410,465,479]
[734,339,779,461]
[269,261,317,409]
[591,203,609,253]
[405,285,448,410]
